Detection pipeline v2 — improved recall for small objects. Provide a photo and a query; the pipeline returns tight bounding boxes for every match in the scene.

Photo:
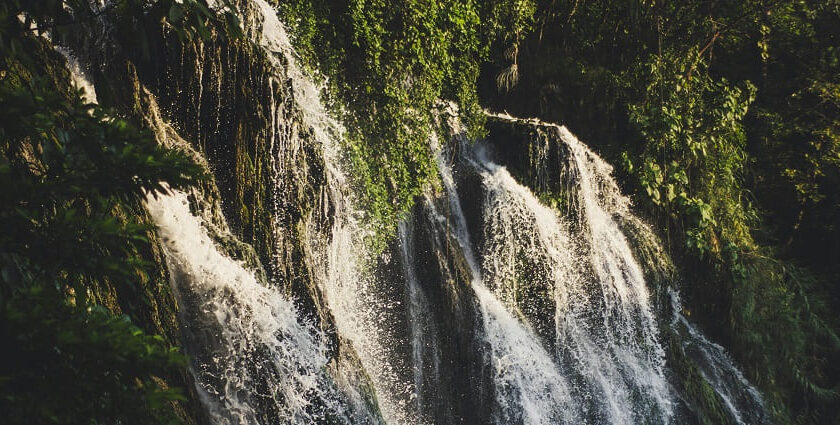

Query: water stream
[54,1,770,423]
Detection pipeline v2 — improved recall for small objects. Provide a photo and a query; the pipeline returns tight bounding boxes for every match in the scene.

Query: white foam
[147,190,352,424]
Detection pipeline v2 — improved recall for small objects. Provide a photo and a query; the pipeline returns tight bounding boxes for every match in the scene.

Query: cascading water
[466,118,673,423]
[147,190,364,424]
[427,133,581,425]
[53,1,772,423]
[254,2,424,423]
[57,39,373,424]
[456,114,768,424]
[670,291,769,425]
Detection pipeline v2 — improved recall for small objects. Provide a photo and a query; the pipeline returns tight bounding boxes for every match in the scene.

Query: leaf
[168,4,185,23]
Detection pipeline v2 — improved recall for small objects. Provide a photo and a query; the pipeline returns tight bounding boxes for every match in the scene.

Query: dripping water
[670,291,769,425]
[256,2,421,423]
[398,219,441,413]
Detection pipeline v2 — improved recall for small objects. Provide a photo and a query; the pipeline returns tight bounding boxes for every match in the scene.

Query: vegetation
[0,1,237,423]
[1,0,838,423]
[277,0,536,245]
[1,289,187,424]
[481,1,840,423]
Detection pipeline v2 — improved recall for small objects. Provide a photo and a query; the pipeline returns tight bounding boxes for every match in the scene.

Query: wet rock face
[483,118,572,197]
[145,31,326,308]
[74,3,335,332]
[57,5,351,423]
[409,200,495,425]
[61,2,313,291]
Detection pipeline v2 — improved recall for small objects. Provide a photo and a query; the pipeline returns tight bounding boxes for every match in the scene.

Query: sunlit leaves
[629,51,755,258]
[278,0,535,248]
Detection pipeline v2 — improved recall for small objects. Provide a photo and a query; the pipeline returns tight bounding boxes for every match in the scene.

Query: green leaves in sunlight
[277,0,535,249]
[628,51,755,258]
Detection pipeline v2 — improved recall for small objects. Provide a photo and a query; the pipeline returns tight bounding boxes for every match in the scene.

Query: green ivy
[276,0,535,248]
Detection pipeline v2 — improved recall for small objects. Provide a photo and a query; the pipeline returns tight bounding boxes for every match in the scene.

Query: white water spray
[147,190,356,424]
[431,139,581,425]
[670,291,768,425]
[255,2,422,423]
[476,116,674,423]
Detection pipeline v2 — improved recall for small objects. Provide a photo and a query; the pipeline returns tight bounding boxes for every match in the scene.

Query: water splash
[466,140,669,423]
[147,190,359,424]
[253,2,421,423]
[55,47,98,104]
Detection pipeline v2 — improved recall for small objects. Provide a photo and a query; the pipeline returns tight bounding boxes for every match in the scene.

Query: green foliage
[738,1,840,272]
[276,0,535,246]
[0,1,223,423]
[628,51,757,258]
[0,77,202,283]
[0,74,203,304]
[731,259,840,424]
[0,287,187,425]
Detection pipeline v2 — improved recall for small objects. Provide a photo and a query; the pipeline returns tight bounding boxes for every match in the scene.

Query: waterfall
[670,292,769,425]
[147,190,362,424]
[255,2,422,423]
[50,1,771,423]
[467,120,673,423]
[464,114,769,424]
[57,39,370,423]
[429,137,581,424]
